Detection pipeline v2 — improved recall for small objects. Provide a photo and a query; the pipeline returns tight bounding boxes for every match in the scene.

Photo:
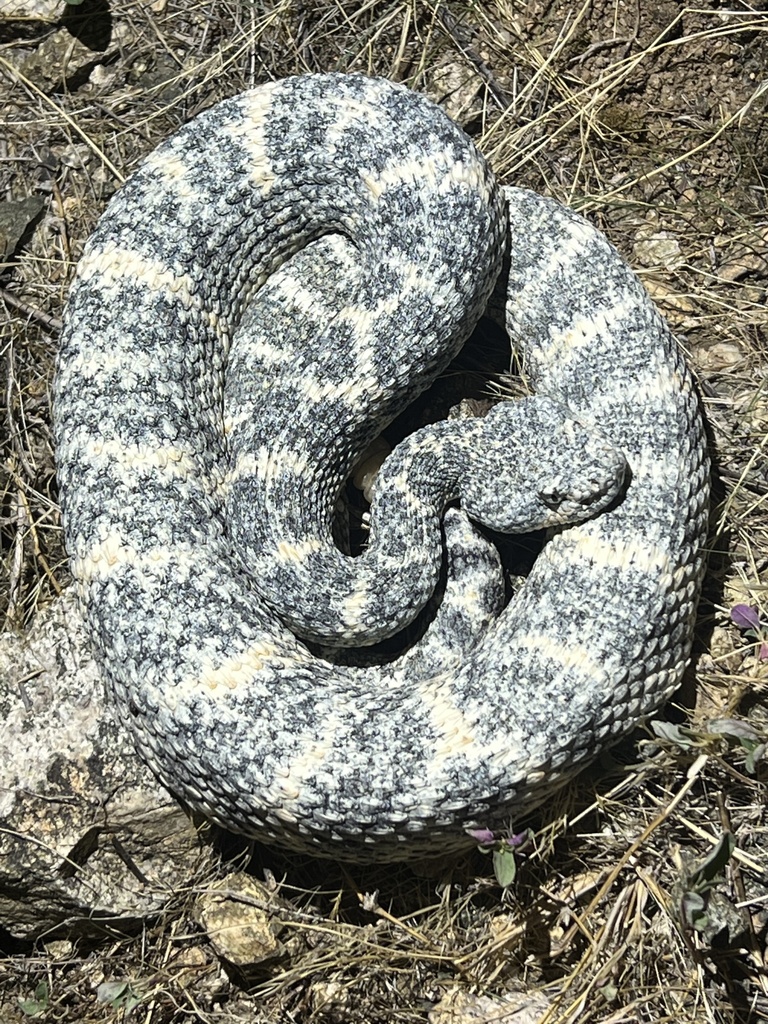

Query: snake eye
[539,487,565,509]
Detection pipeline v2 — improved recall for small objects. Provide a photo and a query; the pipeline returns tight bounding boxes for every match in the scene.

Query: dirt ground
[1,1,768,1022]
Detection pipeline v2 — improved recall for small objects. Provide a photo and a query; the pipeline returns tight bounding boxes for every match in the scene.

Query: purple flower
[467,828,496,845]
[731,604,761,631]
[505,830,530,849]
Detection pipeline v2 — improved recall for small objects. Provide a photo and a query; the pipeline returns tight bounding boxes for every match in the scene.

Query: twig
[0,287,62,335]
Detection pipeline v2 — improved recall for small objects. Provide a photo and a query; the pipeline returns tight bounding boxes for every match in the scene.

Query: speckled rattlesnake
[53,74,709,861]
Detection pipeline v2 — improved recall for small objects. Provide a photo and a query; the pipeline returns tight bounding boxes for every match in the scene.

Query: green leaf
[96,979,144,1011]
[688,833,736,893]
[124,990,143,1012]
[681,890,708,931]
[492,845,518,887]
[18,982,49,1017]
[744,741,766,774]
[650,721,697,748]
[706,718,762,743]
[706,719,766,771]
[599,981,619,1003]
[96,981,129,1004]
[17,1001,45,1019]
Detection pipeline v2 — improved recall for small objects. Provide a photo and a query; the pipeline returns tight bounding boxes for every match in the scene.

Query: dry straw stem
[0,55,125,183]
[1,1,767,1022]
[480,8,768,197]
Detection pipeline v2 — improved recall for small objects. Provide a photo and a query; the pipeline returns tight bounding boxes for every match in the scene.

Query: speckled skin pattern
[53,74,710,861]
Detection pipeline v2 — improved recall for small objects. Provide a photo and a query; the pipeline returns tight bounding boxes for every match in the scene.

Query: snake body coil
[53,75,709,860]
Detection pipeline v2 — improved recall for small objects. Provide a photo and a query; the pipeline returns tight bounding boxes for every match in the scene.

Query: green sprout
[467,827,533,887]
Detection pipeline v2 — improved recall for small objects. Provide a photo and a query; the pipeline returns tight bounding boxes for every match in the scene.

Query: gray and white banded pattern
[53,74,709,861]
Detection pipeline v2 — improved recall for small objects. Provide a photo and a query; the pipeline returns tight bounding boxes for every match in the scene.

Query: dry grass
[2,0,768,1021]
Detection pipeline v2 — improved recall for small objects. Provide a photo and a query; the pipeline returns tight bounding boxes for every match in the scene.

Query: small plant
[467,827,533,887]
[651,717,765,773]
[707,717,766,774]
[96,980,143,1014]
[678,832,736,935]
[18,982,49,1018]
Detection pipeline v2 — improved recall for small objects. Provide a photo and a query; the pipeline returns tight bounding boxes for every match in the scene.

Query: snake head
[459,395,628,534]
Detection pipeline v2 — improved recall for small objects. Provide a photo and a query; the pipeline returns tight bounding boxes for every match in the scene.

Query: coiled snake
[53,75,709,861]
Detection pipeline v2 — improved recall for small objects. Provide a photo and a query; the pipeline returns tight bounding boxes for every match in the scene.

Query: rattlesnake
[53,74,710,861]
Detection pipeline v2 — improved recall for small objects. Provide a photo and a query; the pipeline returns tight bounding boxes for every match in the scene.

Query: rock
[429,61,484,123]
[693,340,744,374]
[642,277,697,316]
[19,27,109,91]
[633,232,683,270]
[193,873,305,971]
[716,232,768,283]
[0,0,59,18]
[429,988,552,1023]
[0,593,203,941]
[0,196,46,260]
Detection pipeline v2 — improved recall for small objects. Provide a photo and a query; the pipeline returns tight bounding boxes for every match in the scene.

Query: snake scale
[53,74,710,861]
